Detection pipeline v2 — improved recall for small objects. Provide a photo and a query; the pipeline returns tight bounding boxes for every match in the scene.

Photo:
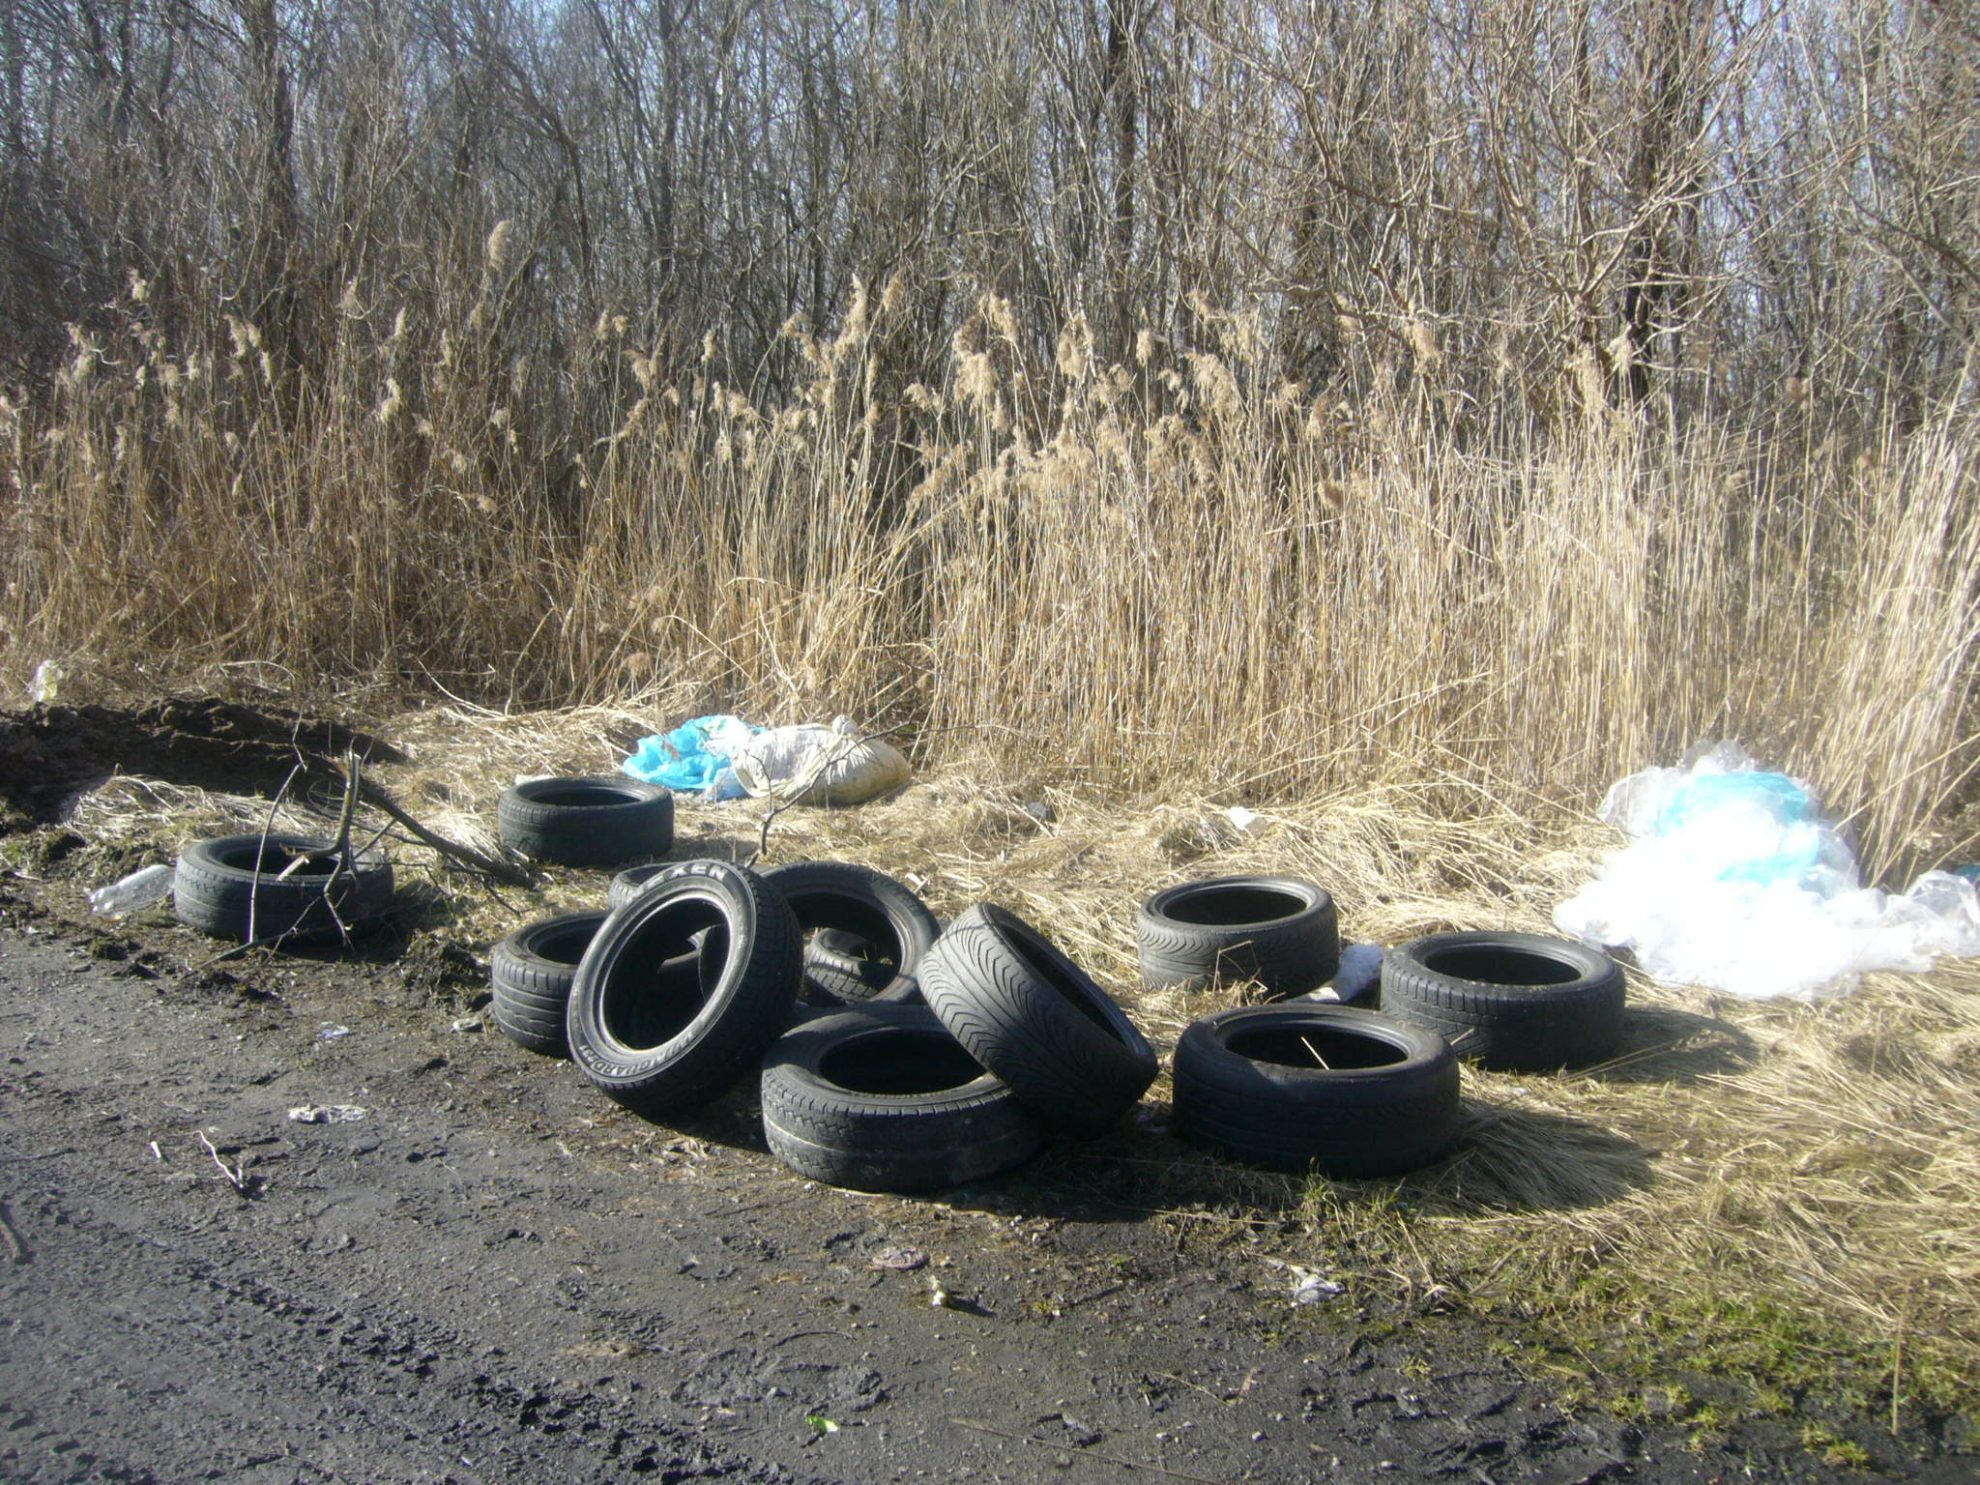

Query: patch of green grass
[1800,1425,1870,1470]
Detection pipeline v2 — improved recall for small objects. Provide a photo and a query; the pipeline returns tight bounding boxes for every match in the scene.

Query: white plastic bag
[1555,745,1980,1000]
[728,716,909,807]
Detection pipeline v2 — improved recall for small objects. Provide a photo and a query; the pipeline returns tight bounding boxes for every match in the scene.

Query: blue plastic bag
[622,715,761,799]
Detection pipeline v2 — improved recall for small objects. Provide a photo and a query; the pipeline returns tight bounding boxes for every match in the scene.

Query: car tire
[1172,1004,1459,1176]
[1137,875,1340,998]
[919,903,1156,1138]
[565,860,800,1115]
[173,833,394,945]
[498,777,674,868]
[1380,931,1625,1071]
[489,910,608,1057]
[759,861,939,1006]
[759,1004,1045,1192]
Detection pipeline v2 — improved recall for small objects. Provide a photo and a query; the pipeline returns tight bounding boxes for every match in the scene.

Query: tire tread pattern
[919,905,1156,1138]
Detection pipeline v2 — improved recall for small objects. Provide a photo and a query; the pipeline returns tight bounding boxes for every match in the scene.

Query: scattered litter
[868,1245,927,1272]
[287,1104,367,1124]
[729,717,909,807]
[805,1414,840,1436]
[29,659,63,704]
[450,1016,484,1034]
[88,863,175,916]
[1226,805,1262,834]
[1306,943,1382,1005]
[317,1024,352,1041]
[622,714,761,800]
[1058,1414,1103,1447]
[1556,742,1980,999]
[1288,1267,1344,1305]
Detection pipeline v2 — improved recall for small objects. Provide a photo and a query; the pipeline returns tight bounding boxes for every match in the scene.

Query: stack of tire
[1136,874,1625,1177]
[482,778,1625,1193]
[487,779,1156,1193]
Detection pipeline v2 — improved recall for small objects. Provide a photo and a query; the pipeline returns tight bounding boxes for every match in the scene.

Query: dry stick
[1890,1283,1913,1437]
[186,760,346,974]
[332,760,533,888]
[949,1418,1232,1485]
[1299,1035,1332,1070]
[0,1201,27,1264]
[197,1131,249,1195]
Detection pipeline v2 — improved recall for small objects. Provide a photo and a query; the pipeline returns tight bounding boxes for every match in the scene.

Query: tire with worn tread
[1380,932,1624,1071]
[498,777,674,868]
[760,861,939,1006]
[490,911,608,1056]
[919,903,1156,1138]
[1172,1004,1459,1175]
[760,1004,1044,1191]
[1138,876,1339,998]
[173,834,394,945]
[565,860,801,1114]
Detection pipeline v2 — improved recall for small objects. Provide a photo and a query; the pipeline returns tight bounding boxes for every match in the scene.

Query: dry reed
[5,288,1976,876]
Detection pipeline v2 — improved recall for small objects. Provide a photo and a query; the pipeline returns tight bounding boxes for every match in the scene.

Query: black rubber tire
[608,861,673,908]
[565,860,801,1115]
[759,1004,1045,1192]
[919,903,1157,1138]
[759,861,939,1007]
[1172,1004,1459,1176]
[1380,931,1625,1071]
[498,777,674,868]
[1137,875,1340,998]
[489,910,607,1057]
[173,834,394,946]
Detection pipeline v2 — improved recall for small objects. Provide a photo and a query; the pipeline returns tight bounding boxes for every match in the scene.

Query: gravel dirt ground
[0,901,1963,1485]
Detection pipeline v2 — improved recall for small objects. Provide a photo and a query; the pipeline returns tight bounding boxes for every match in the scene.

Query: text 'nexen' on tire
[1380,931,1625,1071]
[1138,875,1340,998]
[564,860,800,1115]
[920,903,1157,1138]
[498,776,674,868]
[1172,1004,1460,1176]
[759,1004,1044,1192]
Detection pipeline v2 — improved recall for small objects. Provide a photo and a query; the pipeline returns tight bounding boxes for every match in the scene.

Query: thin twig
[0,1200,27,1264]
[950,1417,1232,1485]
[332,761,532,887]
[197,1131,249,1195]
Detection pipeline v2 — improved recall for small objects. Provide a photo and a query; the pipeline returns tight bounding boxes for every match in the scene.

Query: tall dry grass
[3,272,1977,874]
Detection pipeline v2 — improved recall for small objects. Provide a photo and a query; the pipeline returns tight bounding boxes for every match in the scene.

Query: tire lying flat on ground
[173,834,394,946]
[489,910,608,1057]
[1380,932,1625,1071]
[759,1004,1045,1191]
[759,860,940,1006]
[1138,875,1340,998]
[498,777,674,868]
[1172,1004,1459,1176]
[920,903,1157,1138]
[565,860,800,1115]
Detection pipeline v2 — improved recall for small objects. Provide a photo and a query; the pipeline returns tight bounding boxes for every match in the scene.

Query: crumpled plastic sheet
[622,714,761,800]
[1554,742,1980,1000]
